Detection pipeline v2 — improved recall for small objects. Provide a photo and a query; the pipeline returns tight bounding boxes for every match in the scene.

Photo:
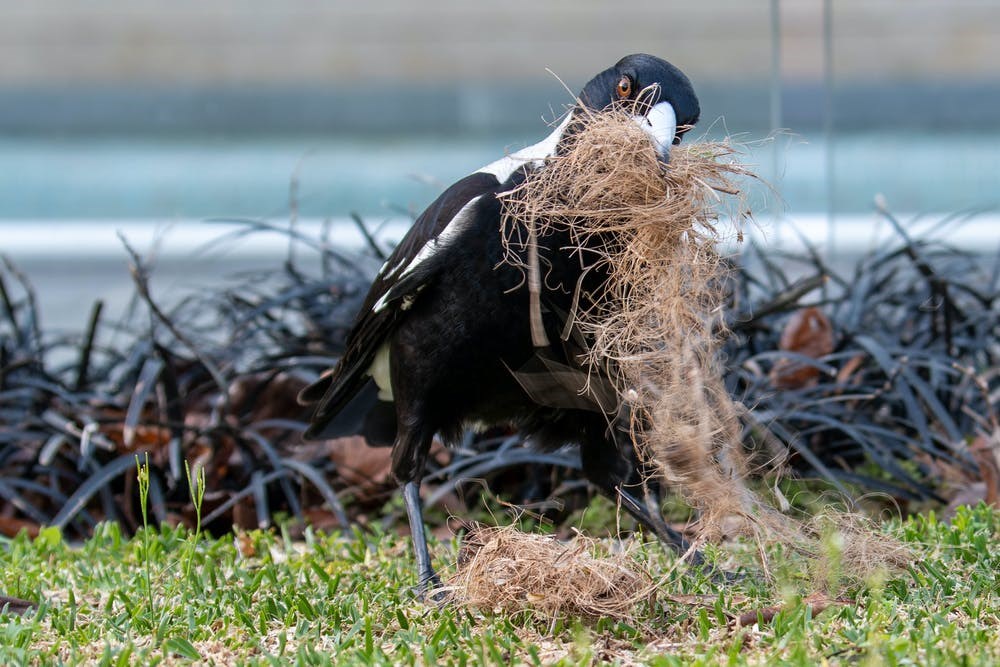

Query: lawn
[1,501,996,665]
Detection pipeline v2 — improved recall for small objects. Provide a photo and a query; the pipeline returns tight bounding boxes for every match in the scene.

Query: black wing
[300,171,500,436]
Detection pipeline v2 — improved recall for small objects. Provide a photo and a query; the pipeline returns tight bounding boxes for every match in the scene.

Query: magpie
[300,54,702,594]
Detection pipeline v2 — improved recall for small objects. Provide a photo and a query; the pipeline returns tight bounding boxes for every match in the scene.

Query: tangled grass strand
[498,110,755,528]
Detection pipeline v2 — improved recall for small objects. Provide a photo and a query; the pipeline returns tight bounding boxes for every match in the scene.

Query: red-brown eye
[616,75,633,99]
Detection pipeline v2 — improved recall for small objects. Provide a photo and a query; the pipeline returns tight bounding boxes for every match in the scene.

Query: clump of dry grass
[448,525,651,619]
[806,510,914,590]
[495,108,913,579]
[498,108,756,532]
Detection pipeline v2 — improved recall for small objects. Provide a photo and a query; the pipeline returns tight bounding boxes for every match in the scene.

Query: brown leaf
[327,436,395,501]
[944,483,989,520]
[184,431,237,490]
[970,434,1000,507]
[0,516,40,539]
[321,436,450,505]
[228,371,309,425]
[99,420,172,453]
[234,530,257,558]
[835,353,866,386]
[770,307,834,389]
[232,497,258,531]
[300,508,345,533]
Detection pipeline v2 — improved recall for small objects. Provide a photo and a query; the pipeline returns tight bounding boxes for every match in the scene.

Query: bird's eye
[616,75,633,99]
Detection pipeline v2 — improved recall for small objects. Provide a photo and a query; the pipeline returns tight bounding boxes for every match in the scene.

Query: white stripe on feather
[372,194,482,313]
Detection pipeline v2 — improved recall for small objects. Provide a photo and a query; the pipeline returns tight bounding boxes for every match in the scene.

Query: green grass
[0,504,997,666]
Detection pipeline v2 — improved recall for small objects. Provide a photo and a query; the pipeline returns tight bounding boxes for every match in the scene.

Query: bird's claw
[415,571,450,605]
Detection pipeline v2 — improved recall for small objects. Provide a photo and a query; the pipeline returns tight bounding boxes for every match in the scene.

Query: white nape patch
[634,101,677,159]
[368,343,393,401]
[478,112,574,183]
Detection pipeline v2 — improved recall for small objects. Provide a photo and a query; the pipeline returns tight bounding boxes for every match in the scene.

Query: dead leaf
[228,371,309,425]
[232,498,258,531]
[320,436,449,504]
[0,516,40,539]
[326,436,395,501]
[944,433,1000,518]
[944,483,989,519]
[299,508,346,533]
[770,307,834,389]
[234,530,256,558]
[835,353,866,385]
[970,434,1000,507]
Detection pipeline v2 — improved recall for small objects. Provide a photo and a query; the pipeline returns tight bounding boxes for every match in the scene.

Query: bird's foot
[681,550,743,585]
[415,570,449,604]
[714,568,746,585]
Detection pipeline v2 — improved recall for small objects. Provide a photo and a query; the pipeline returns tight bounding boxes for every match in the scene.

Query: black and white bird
[300,54,701,593]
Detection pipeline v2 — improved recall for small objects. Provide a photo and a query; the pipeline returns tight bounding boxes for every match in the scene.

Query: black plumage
[300,54,702,592]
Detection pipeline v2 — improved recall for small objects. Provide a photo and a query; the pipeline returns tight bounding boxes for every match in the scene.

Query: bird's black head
[577,54,700,162]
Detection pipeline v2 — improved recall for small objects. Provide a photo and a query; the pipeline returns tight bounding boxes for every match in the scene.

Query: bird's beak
[633,101,677,165]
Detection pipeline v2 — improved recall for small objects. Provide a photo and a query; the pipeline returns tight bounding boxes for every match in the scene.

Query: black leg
[617,485,744,583]
[578,428,712,567]
[643,483,674,537]
[639,478,702,562]
[387,371,441,600]
[615,485,704,567]
[402,480,442,599]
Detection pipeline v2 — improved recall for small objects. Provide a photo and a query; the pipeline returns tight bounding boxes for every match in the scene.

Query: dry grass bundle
[496,109,914,577]
[806,511,914,589]
[448,525,650,619]
[498,109,757,533]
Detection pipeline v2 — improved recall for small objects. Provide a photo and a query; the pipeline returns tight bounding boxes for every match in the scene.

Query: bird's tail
[300,376,397,446]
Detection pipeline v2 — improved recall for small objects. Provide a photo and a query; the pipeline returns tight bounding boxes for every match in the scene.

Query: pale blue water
[0,134,511,221]
[1,131,998,222]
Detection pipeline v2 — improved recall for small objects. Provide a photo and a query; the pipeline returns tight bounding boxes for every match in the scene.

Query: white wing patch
[370,111,575,316]
[478,112,574,183]
[400,195,481,278]
[368,343,393,400]
[362,112,580,398]
[372,194,482,313]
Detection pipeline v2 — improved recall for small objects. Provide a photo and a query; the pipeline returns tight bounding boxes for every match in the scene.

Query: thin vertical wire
[769,0,783,243]
[823,0,836,254]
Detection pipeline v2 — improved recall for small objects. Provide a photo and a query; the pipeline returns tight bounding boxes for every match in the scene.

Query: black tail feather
[303,380,389,441]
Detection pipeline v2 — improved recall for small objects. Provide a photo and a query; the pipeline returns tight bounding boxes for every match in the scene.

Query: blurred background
[2,0,998,329]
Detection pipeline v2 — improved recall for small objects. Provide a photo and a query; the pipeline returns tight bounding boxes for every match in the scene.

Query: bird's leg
[614,485,703,566]
[579,431,703,562]
[643,483,668,529]
[639,480,694,558]
[388,387,442,600]
[402,480,443,599]
[616,486,743,582]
